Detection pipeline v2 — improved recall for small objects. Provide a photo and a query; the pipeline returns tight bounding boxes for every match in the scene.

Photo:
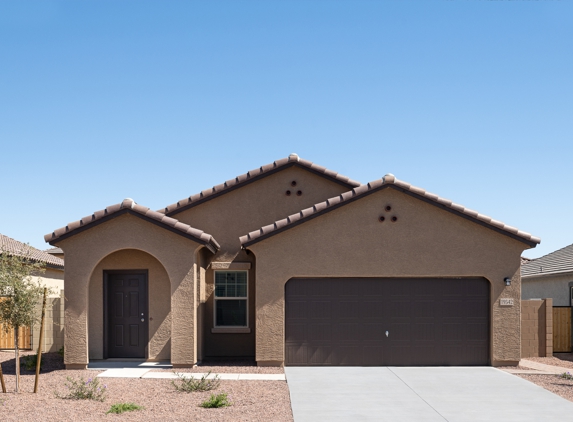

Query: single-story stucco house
[522,243,573,306]
[44,154,540,369]
[0,233,65,351]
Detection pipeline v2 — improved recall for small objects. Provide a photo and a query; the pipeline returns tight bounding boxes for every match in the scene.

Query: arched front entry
[88,249,171,361]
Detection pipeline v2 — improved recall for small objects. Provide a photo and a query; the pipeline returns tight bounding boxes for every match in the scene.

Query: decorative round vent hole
[391,216,398,222]
[286,190,291,196]
[379,216,385,222]
[291,180,297,186]
[296,190,302,196]
[385,205,392,211]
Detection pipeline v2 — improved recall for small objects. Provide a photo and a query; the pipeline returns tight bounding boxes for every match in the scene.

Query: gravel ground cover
[516,374,573,403]
[0,350,293,422]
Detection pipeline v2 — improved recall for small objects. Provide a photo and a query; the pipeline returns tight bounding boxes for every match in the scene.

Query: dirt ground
[515,353,573,403]
[0,350,293,422]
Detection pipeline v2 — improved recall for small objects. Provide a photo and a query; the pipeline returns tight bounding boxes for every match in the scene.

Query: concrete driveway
[285,367,573,422]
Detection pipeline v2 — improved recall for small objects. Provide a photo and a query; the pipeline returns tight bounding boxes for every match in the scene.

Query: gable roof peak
[122,198,136,209]
[240,174,541,248]
[45,199,220,253]
[288,153,300,162]
[163,154,361,216]
[383,173,396,183]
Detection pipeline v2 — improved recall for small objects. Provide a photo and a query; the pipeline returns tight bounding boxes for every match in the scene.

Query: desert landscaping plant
[55,376,107,402]
[200,392,231,408]
[559,372,573,380]
[0,245,48,392]
[171,371,221,392]
[106,402,144,414]
[21,354,43,371]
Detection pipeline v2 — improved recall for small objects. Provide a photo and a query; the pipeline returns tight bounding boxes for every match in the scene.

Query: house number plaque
[500,298,514,306]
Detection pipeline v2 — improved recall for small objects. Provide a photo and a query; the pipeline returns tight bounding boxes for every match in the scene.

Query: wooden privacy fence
[553,307,572,353]
[0,325,31,349]
[0,297,32,349]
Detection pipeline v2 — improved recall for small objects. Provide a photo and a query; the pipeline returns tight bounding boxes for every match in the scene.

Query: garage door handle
[386,331,389,337]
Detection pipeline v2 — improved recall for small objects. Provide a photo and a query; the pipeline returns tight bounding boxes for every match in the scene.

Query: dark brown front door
[105,272,148,358]
[285,278,489,366]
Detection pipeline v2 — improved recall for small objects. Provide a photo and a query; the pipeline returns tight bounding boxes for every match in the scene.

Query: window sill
[211,327,251,334]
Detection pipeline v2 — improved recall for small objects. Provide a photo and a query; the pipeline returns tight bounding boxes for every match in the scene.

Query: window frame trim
[213,269,249,329]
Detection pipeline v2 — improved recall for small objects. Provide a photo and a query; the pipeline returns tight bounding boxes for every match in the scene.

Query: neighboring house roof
[521,243,573,278]
[45,198,220,253]
[240,173,541,248]
[1,233,64,269]
[45,247,63,254]
[521,256,532,265]
[163,153,361,216]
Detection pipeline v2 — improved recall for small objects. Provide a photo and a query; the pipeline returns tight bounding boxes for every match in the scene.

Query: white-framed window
[214,271,248,327]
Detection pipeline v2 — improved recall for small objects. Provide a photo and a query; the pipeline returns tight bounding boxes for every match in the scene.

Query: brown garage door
[285,278,489,366]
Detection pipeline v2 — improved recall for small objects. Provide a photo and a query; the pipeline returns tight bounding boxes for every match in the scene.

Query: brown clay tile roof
[162,153,361,216]
[1,233,64,269]
[45,198,220,253]
[240,174,541,248]
[521,243,573,277]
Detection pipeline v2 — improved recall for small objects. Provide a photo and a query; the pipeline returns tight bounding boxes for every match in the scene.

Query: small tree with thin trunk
[0,245,47,393]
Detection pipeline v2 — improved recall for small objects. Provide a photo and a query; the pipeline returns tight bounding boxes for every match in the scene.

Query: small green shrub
[57,346,64,358]
[200,392,231,408]
[171,371,221,393]
[21,354,42,371]
[106,402,144,414]
[559,372,573,380]
[55,376,107,401]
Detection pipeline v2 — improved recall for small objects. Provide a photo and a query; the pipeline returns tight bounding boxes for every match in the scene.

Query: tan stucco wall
[173,166,352,358]
[31,267,64,298]
[247,187,531,366]
[88,249,171,360]
[54,213,205,368]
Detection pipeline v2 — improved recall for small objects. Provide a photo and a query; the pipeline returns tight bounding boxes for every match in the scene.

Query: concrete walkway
[518,359,573,374]
[87,361,285,380]
[285,367,573,422]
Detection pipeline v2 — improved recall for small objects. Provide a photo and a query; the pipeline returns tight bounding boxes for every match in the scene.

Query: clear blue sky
[0,1,571,258]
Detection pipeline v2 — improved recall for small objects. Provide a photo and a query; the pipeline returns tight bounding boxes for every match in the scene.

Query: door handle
[385,331,389,337]
[141,318,145,322]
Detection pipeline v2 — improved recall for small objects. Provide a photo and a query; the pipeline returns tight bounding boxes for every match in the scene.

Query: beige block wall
[521,299,553,358]
[248,187,530,366]
[173,165,352,358]
[54,213,205,369]
[31,289,65,352]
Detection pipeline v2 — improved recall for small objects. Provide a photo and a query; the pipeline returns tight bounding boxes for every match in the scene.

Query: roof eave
[164,161,361,217]
[241,183,540,249]
[522,269,573,280]
[46,209,220,253]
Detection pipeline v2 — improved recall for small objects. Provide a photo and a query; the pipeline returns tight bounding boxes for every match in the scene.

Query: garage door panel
[285,278,489,366]
[339,301,361,319]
